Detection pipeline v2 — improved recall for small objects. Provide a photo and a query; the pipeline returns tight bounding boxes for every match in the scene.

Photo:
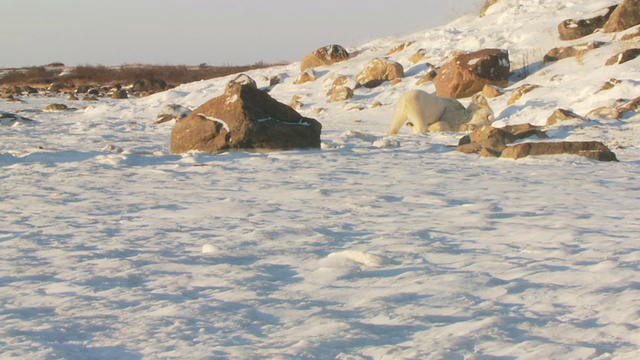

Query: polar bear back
[389,89,467,134]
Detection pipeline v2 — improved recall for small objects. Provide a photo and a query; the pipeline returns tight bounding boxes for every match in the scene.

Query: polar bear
[388,90,494,134]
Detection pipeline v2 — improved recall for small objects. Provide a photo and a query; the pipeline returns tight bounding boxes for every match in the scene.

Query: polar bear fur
[389,90,494,134]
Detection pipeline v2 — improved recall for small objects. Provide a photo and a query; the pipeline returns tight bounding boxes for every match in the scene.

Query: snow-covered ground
[2,0,639,358]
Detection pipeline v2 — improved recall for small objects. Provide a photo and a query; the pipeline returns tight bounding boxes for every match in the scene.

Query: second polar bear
[388,90,494,134]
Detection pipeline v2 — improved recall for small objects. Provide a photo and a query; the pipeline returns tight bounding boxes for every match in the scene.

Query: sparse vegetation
[0,61,287,87]
[511,49,543,80]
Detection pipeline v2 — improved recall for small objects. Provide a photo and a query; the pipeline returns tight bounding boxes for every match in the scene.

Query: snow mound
[326,250,391,267]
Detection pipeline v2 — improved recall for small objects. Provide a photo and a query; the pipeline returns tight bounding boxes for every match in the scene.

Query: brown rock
[482,84,504,98]
[170,82,321,154]
[457,126,517,154]
[597,78,621,92]
[110,89,128,99]
[387,41,415,55]
[415,64,438,86]
[587,106,621,119]
[501,141,618,161]
[294,69,317,85]
[480,0,499,17]
[617,96,640,114]
[546,109,586,126]
[227,74,257,89]
[288,95,303,110]
[5,95,24,103]
[501,123,548,139]
[543,41,604,63]
[42,104,68,112]
[605,48,640,65]
[131,78,167,94]
[355,58,404,88]
[620,26,640,40]
[0,111,35,125]
[507,84,541,105]
[300,45,349,72]
[603,0,640,33]
[2,86,22,97]
[433,48,510,99]
[328,86,354,103]
[408,49,427,64]
[326,75,360,96]
[558,5,618,40]
[155,104,191,124]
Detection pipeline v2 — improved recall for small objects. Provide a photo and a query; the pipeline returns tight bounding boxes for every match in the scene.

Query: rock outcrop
[387,42,415,55]
[300,45,349,72]
[501,141,618,161]
[603,0,640,33]
[558,5,618,40]
[456,126,616,161]
[170,81,322,154]
[433,49,510,99]
[543,41,604,63]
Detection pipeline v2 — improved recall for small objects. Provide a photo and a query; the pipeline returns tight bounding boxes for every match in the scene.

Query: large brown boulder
[558,5,618,40]
[354,58,404,88]
[603,0,640,33]
[501,141,618,161]
[170,83,322,154]
[300,45,349,72]
[433,49,510,99]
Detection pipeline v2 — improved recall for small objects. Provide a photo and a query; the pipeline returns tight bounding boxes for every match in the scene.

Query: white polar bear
[388,90,494,134]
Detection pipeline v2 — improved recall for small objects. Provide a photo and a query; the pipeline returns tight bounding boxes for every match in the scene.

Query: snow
[198,114,230,132]
[1,0,640,358]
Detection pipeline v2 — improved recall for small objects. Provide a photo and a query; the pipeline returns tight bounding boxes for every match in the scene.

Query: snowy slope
[2,0,640,359]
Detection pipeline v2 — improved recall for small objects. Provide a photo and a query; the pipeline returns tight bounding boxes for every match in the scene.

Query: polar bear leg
[428,121,455,132]
[389,90,429,134]
[389,104,408,135]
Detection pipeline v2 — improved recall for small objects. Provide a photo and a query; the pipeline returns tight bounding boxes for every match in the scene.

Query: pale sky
[1,0,483,68]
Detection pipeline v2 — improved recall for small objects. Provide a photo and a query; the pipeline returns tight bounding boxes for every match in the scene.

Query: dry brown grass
[0,61,286,87]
